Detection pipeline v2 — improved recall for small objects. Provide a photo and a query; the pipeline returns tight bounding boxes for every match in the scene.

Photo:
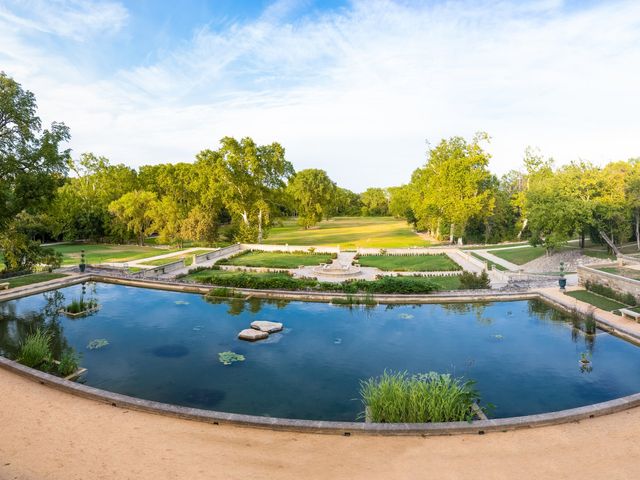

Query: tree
[388,185,416,225]
[287,169,337,228]
[0,72,70,228]
[108,191,157,246]
[409,133,495,243]
[360,188,389,216]
[150,196,184,246]
[626,159,640,249]
[180,206,219,244]
[331,187,362,216]
[196,137,294,242]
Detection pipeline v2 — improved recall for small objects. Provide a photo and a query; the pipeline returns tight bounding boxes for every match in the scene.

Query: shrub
[353,276,439,294]
[206,287,245,299]
[57,348,81,376]
[360,371,481,423]
[459,271,490,289]
[18,328,52,368]
[585,281,637,306]
[65,298,98,314]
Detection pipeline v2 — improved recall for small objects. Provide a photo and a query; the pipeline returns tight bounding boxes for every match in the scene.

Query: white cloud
[0,0,128,40]
[1,0,640,191]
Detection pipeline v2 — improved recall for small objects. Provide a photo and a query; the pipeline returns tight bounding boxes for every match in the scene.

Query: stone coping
[2,274,640,435]
[1,355,639,436]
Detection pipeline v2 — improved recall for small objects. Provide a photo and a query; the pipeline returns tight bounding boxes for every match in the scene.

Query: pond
[1,282,640,421]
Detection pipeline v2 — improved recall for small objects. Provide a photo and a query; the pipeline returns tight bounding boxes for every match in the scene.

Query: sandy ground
[1,368,639,480]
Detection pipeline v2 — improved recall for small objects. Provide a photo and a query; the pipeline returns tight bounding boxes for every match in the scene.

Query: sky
[1,0,639,191]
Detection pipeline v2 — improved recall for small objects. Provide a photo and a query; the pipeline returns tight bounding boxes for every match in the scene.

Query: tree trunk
[257,209,263,244]
[517,218,528,239]
[599,230,620,255]
[580,230,585,249]
[449,223,455,244]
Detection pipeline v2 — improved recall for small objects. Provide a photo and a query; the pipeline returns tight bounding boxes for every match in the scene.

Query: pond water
[1,282,640,421]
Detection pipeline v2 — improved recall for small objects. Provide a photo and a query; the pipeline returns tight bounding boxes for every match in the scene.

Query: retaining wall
[578,264,640,302]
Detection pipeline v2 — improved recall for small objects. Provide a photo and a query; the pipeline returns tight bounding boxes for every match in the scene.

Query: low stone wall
[578,264,640,303]
[193,244,242,264]
[141,259,187,277]
[241,243,340,254]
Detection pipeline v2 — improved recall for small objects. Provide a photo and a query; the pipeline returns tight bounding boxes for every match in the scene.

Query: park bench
[0,282,9,290]
[619,308,640,323]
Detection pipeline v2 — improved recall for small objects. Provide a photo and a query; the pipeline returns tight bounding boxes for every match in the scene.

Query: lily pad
[218,351,245,365]
[87,338,109,350]
[175,300,190,305]
[399,313,414,319]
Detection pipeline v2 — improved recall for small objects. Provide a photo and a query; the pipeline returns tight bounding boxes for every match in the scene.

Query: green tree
[180,206,219,244]
[196,137,294,242]
[0,72,70,227]
[108,190,157,245]
[331,187,362,216]
[410,133,495,243]
[626,159,640,249]
[287,169,337,228]
[388,185,416,225]
[150,196,184,246]
[360,188,389,216]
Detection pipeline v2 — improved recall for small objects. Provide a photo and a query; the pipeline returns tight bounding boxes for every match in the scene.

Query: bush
[585,281,637,306]
[353,276,439,294]
[459,271,490,289]
[360,371,481,423]
[18,328,52,368]
[65,298,98,314]
[57,348,81,377]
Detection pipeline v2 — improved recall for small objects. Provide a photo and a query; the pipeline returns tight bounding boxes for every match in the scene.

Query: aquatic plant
[218,351,245,365]
[492,334,504,340]
[65,297,98,314]
[86,338,109,350]
[399,313,414,319]
[174,300,190,305]
[58,348,81,377]
[580,352,591,364]
[18,328,52,368]
[360,371,482,423]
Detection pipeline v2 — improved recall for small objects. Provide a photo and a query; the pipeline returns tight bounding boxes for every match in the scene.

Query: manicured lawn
[52,243,180,266]
[487,246,546,265]
[138,249,215,267]
[219,251,334,269]
[266,217,428,249]
[564,290,628,311]
[468,251,507,271]
[597,266,640,281]
[356,254,460,272]
[462,242,529,250]
[5,273,68,289]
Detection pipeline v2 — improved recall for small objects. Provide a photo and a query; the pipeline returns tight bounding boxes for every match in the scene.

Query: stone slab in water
[251,320,283,333]
[238,328,269,341]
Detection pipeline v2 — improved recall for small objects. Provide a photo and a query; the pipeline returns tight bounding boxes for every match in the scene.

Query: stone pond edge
[1,272,640,435]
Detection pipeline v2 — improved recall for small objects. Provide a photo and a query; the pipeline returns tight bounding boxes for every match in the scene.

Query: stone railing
[193,244,242,265]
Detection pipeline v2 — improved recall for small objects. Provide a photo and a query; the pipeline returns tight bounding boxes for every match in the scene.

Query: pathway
[0,367,639,479]
[100,247,217,269]
[470,250,520,271]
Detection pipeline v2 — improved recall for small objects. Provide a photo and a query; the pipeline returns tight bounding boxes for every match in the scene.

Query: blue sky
[1,0,639,191]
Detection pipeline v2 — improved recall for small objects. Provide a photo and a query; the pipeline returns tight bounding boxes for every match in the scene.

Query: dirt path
[1,368,639,480]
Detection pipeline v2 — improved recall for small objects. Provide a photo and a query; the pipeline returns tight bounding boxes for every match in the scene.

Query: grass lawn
[487,246,546,265]
[462,242,528,250]
[52,243,180,266]
[356,254,460,272]
[596,266,640,281]
[468,251,507,271]
[564,290,628,311]
[138,249,214,267]
[266,217,428,249]
[219,251,334,269]
[5,272,68,289]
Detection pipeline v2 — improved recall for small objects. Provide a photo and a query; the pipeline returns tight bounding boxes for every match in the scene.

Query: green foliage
[108,190,158,246]
[206,287,245,299]
[218,351,245,365]
[331,293,377,306]
[459,271,490,289]
[65,298,98,314]
[287,168,337,228]
[18,328,52,368]
[57,348,81,377]
[360,188,390,216]
[360,371,481,423]
[86,339,109,350]
[584,281,637,306]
